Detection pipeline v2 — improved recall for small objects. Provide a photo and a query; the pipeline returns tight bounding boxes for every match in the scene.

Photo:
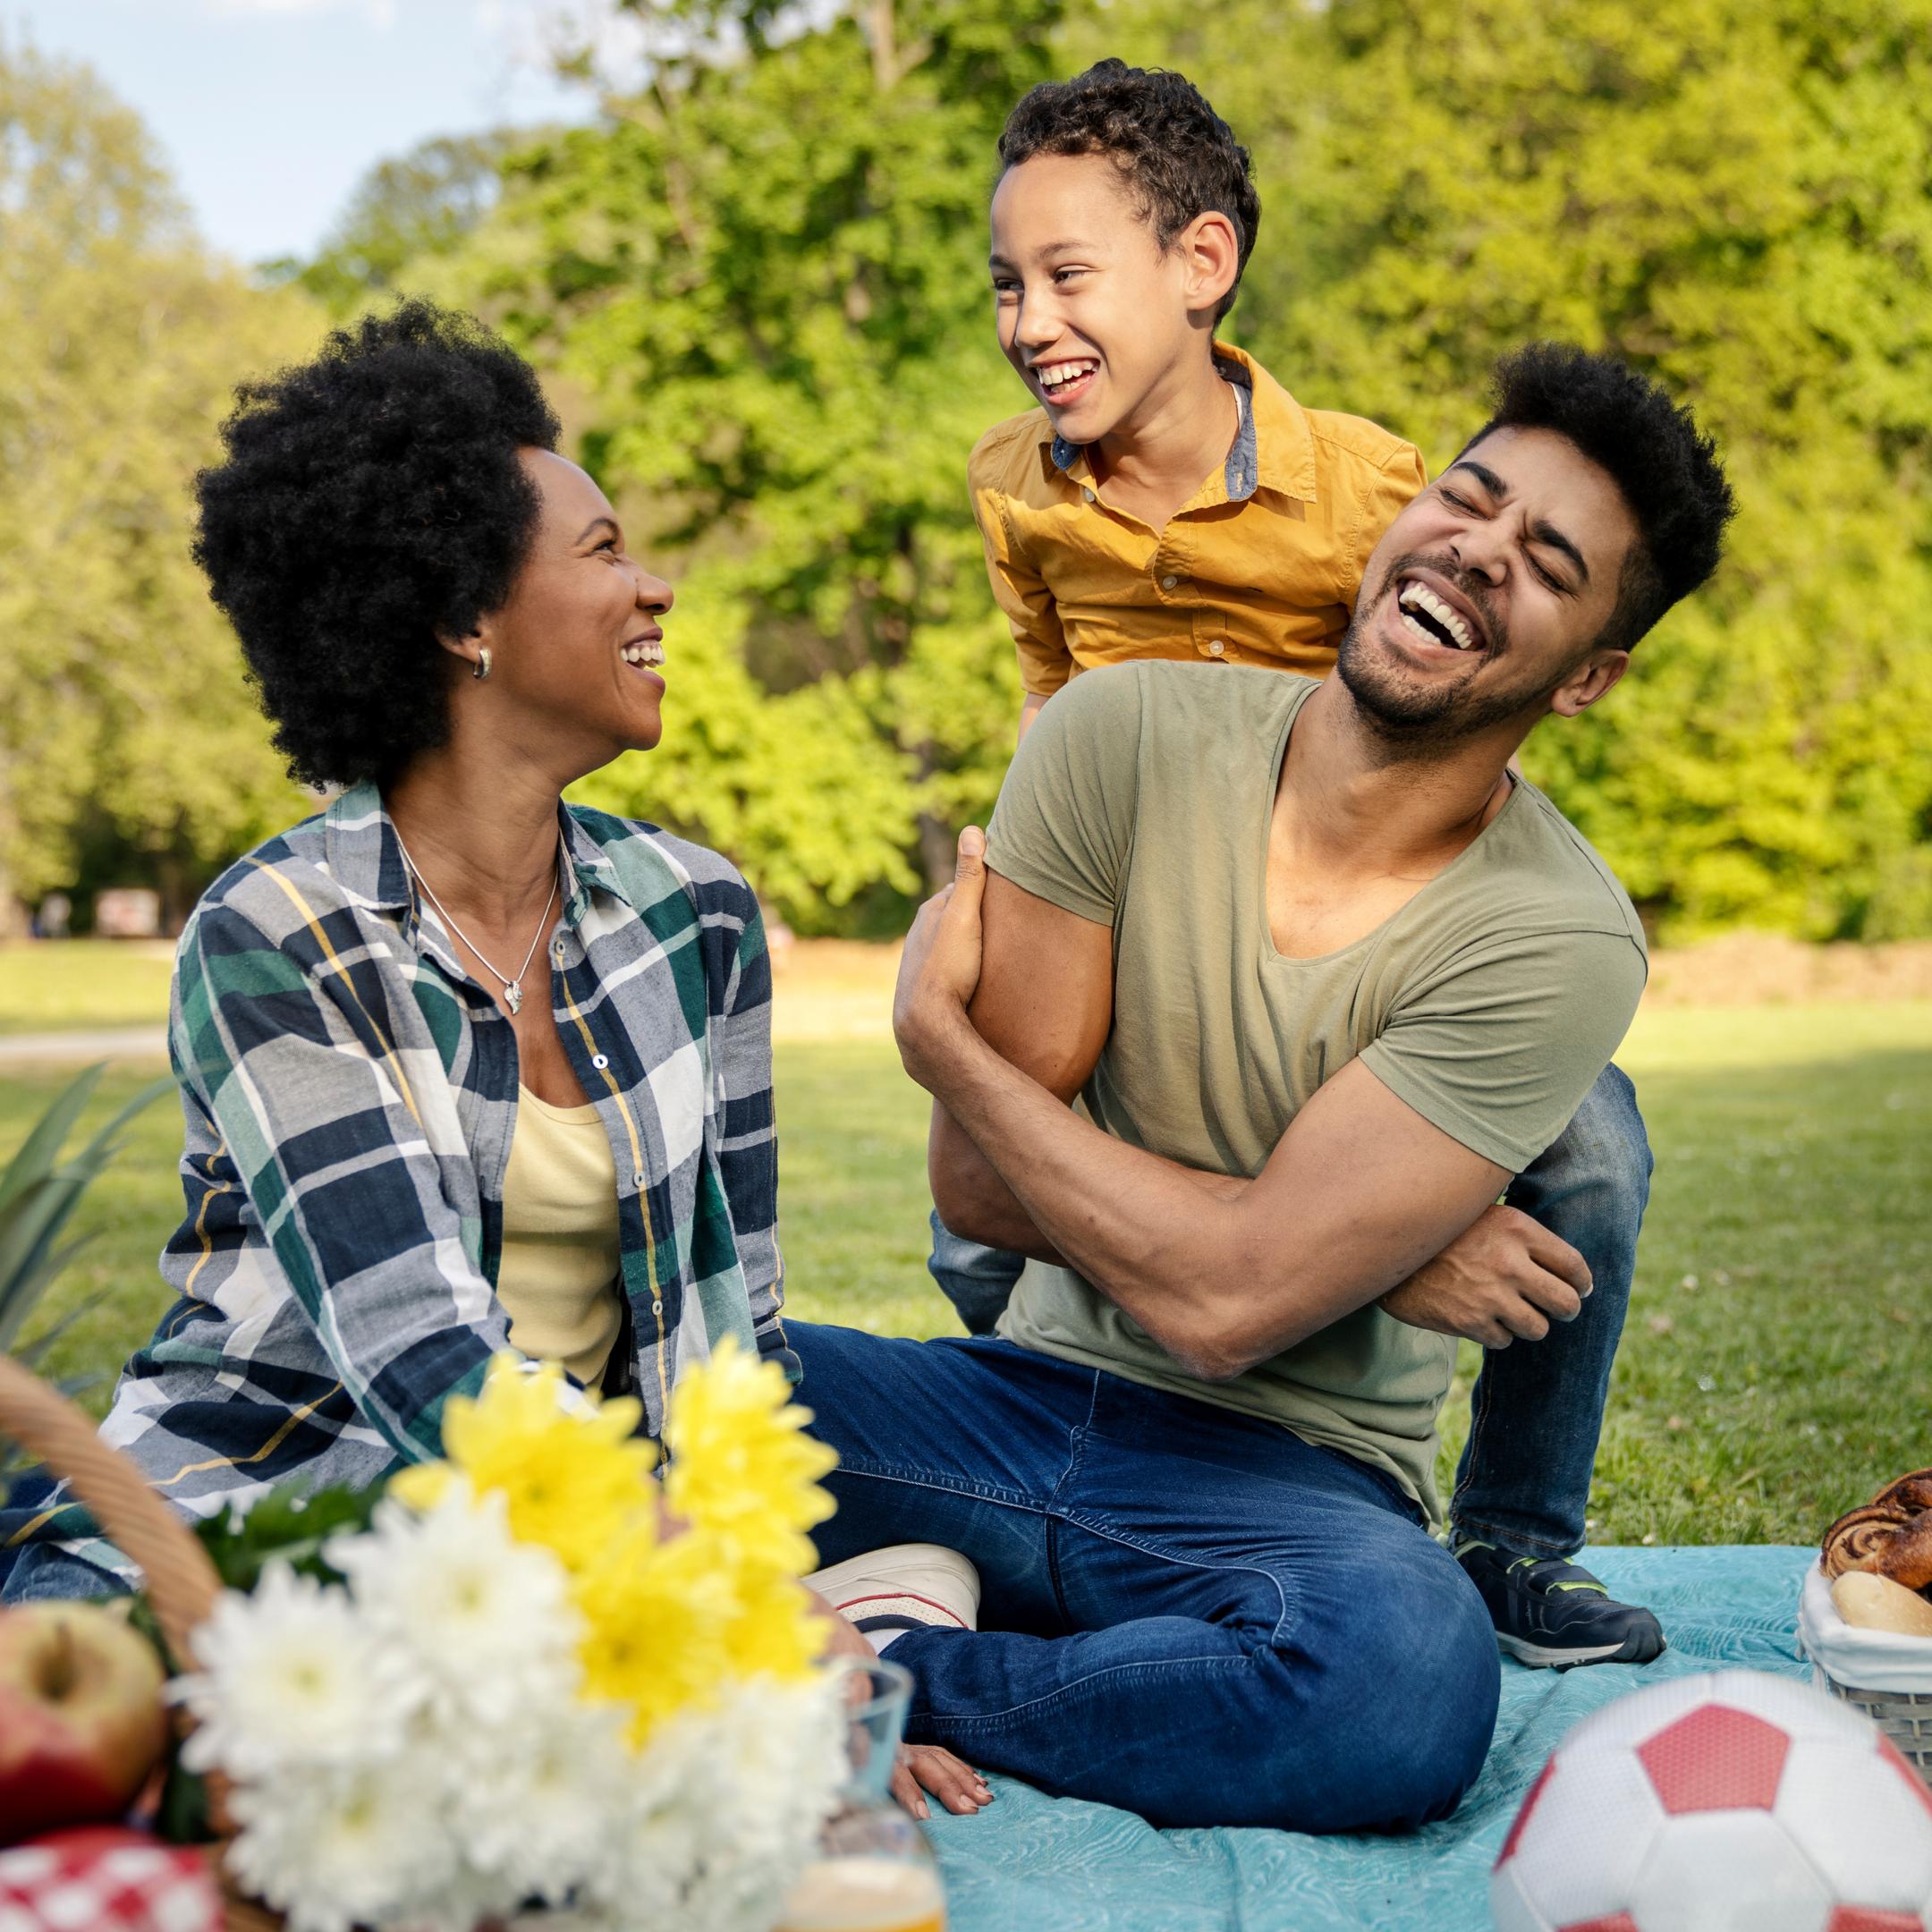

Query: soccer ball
[1492,1668,1932,1932]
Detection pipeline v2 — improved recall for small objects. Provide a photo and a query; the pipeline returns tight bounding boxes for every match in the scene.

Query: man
[795,344,1733,1832]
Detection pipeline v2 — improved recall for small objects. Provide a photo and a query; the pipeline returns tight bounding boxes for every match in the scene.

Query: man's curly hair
[195,300,562,790]
[997,59,1260,325]
[1466,344,1735,653]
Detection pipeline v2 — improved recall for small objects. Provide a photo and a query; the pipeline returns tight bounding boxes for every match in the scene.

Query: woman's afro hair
[195,300,561,790]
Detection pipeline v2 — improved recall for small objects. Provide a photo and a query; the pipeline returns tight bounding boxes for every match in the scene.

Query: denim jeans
[794,1321,1500,1832]
[927,1062,1653,1559]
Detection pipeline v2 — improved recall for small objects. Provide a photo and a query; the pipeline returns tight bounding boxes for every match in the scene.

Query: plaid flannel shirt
[4,784,787,1580]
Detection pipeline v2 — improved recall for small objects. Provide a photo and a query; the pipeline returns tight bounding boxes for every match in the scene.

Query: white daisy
[223,1748,460,1932]
[326,1483,582,1728]
[174,1563,420,1778]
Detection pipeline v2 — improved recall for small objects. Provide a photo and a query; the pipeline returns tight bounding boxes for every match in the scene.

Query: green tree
[267,129,547,315]
[1074,0,1932,939]
[453,0,1055,925]
[0,42,318,927]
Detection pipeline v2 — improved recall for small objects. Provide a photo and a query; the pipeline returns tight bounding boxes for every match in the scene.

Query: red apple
[0,1603,169,1845]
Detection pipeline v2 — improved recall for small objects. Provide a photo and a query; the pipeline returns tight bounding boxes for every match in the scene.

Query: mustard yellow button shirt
[968,343,1428,697]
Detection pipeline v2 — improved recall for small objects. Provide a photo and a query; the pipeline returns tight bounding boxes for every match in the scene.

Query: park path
[0,1026,167,1067]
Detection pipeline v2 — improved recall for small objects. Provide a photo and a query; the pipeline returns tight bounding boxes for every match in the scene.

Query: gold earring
[473,647,492,681]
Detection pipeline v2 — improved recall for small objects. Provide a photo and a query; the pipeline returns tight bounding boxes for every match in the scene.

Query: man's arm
[902,833,1588,1382]
[927,869,1114,1258]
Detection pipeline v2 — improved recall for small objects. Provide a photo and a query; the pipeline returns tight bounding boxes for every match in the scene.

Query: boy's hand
[893,826,987,1085]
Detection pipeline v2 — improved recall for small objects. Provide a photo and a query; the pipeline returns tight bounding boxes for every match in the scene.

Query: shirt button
[1208,639,1225,657]
[590,1054,609,1071]
[1081,487,1097,503]
[1160,573,1178,589]
[632,1172,646,1191]
[651,1299,664,1318]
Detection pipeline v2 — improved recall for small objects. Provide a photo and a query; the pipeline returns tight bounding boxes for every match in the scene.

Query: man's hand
[893,826,988,1086]
[1377,1203,1590,1348]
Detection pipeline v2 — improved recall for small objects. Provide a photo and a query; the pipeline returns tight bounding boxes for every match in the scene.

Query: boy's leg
[925,1208,1025,1336]
[794,1322,1499,1830]
[1448,1062,1665,1666]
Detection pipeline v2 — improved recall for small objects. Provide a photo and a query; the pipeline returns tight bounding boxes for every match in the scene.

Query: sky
[0,0,619,265]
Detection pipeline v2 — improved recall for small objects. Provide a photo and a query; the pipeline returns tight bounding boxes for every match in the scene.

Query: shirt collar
[1044,340,1317,506]
[323,783,635,973]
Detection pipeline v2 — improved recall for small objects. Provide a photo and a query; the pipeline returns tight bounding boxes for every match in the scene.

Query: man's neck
[1277,678,1527,885]
[1089,339,1239,518]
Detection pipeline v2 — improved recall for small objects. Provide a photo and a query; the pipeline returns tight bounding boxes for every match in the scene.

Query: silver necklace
[394,826,561,1017]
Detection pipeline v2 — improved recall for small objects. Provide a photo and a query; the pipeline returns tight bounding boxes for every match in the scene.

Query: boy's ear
[1178,210,1241,320]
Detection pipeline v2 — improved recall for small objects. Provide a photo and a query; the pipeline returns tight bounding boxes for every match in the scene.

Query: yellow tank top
[497,1085,623,1389]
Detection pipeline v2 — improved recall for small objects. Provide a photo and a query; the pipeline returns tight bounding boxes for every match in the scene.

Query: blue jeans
[928,1063,1652,1559]
[794,1321,1500,1832]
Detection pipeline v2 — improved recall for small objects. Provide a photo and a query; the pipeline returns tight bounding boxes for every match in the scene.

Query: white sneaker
[806,1544,981,1654]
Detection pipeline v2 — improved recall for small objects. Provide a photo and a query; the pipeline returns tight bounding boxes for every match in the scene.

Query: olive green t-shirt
[985,662,1648,1521]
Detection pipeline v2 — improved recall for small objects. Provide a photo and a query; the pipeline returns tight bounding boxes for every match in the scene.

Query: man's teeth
[621,640,665,667]
[1036,359,1097,392]
[1397,580,1479,651]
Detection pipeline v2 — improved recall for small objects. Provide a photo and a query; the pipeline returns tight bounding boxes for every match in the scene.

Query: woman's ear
[434,622,493,679]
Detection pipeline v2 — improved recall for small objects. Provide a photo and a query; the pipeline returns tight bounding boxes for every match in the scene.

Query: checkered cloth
[4,783,787,1589]
[0,1828,219,1932]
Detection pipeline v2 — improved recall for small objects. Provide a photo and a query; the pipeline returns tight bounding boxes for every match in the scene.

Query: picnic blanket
[927,1545,1814,1932]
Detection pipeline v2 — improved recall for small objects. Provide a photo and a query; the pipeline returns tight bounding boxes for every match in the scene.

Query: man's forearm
[911,1008,1261,1374]
[928,1102,1065,1261]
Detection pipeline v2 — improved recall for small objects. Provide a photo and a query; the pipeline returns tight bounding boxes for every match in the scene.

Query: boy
[937,59,1663,1669]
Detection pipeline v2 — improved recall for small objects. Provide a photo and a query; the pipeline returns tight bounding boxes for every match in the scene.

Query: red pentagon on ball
[1635,1703,1790,1814]
[1496,1758,1559,1866]
[1556,1917,1642,1932]
[1822,1909,1928,1931]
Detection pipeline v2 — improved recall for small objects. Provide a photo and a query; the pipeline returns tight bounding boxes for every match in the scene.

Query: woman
[1,302,982,1816]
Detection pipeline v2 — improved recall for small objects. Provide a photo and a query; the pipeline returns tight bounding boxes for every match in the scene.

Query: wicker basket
[1817,1674,1932,1792]
[0,1352,278,1930]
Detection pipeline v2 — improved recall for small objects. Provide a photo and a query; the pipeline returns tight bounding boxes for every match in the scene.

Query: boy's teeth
[1396,580,1478,651]
[1038,360,1097,391]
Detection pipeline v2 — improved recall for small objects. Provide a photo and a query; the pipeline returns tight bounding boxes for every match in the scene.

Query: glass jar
[774,1657,946,1932]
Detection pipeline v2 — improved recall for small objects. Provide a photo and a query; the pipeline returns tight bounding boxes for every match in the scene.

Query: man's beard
[1337,551,1553,757]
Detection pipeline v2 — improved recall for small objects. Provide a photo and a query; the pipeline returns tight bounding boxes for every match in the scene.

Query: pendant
[504,980,523,1016]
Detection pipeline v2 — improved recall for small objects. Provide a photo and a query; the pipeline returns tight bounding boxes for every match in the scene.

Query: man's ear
[1549,648,1631,717]
[1178,210,1240,319]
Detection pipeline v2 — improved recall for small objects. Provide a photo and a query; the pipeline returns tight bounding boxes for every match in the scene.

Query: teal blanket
[927,1546,1811,1931]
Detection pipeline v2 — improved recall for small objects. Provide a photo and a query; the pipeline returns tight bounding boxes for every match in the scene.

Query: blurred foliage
[261,128,549,316]
[0,41,318,923]
[3,2,1929,937]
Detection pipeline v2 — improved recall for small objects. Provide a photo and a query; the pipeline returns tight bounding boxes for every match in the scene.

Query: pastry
[1870,1467,1932,1517]
[1823,1503,1915,1579]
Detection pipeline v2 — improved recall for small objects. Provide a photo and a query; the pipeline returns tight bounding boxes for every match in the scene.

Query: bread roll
[1871,1468,1932,1517]
[1832,1570,1932,1640]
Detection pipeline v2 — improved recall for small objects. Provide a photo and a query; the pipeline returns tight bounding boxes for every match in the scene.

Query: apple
[0,1603,169,1845]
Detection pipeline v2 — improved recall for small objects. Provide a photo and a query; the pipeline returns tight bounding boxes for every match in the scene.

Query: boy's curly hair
[997,59,1260,325]
[1469,344,1735,653]
[194,300,561,790]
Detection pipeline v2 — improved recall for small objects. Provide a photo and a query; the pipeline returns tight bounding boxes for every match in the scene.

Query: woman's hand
[893,1743,994,1819]
[807,1589,993,1818]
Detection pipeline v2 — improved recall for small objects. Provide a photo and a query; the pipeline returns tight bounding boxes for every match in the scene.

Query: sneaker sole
[1497,1628,1668,1671]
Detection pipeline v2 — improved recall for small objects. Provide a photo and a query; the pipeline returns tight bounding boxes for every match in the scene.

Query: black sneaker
[1456,1541,1667,1669]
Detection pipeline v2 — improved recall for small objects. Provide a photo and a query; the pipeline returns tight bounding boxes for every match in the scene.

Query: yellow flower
[573,1532,737,1744]
[392,1357,659,1577]
[662,1339,838,1577]
[716,1566,827,1683]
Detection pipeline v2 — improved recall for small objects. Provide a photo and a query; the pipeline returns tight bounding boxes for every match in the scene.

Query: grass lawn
[2,942,1925,1548]
[0,940,174,1034]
